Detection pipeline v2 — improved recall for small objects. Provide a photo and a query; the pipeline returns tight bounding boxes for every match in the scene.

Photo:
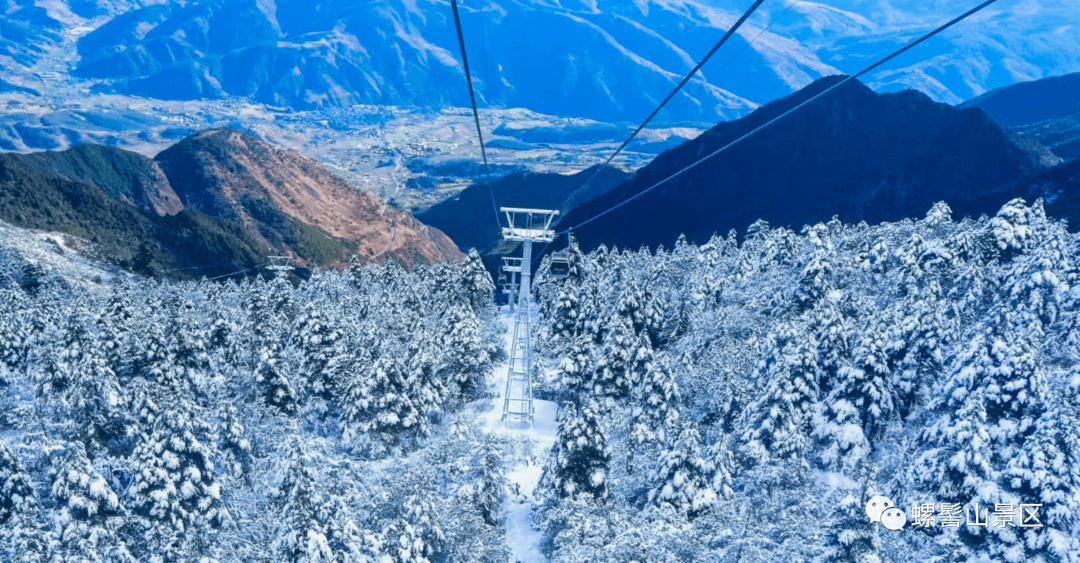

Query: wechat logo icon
[865,496,906,530]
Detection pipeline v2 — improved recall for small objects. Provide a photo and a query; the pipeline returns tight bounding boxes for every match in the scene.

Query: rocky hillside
[561,76,1060,251]
[0,129,461,278]
[155,129,461,267]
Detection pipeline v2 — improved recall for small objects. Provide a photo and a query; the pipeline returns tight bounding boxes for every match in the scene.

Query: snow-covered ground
[0,218,134,290]
[478,307,558,563]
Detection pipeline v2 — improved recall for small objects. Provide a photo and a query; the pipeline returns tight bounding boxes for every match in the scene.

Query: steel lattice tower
[500,208,558,426]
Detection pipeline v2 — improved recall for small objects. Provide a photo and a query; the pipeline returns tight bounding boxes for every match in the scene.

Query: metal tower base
[502,303,535,426]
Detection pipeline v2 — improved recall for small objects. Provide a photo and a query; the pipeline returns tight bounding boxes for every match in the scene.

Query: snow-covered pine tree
[544,290,583,356]
[820,491,881,563]
[592,314,637,400]
[50,442,134,563]
[401,493,445,557]
[705,437,736,501]
[34,304,94,400]
[557,238,588,285]
[94,294,135,379]
[812,302,853,384]
[474,437,505,526]
[218,405,252,477]
[1000,207,1071,333]
[741,322,819,466]
[627,339,680,473]
[68,352,127,455]
[458,249,495,313]
[996,405,1080,562]
[912,324,1045,545]
[648,422,716,519]
[542,402,610,500]
[553,333,593,405]
[275,439,334,563]
[380,520,431,563]
[291,302,347,400]
[689,233,732,308]
[890,281,954,417]
[796,247,835,310]
[255,341,299,416]
[814,324,893,471]
[166,296,212,394]
[0,283,29,375]
[440,305,491,403]
[0,441,48,563]
[269,273,298,325]
[989,198,1040,262]
[616,282,663,347]
[128,408,224,557]
[403,335,447,429]
[0,442,33,527]
[341,354,422,445]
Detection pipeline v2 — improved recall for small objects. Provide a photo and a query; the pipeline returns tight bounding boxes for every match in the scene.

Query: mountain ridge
[0,129,462,278]
[561,76,1059,251]
[155,128,462,268]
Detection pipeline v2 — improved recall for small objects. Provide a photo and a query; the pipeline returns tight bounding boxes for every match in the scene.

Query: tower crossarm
[501,208,558,242]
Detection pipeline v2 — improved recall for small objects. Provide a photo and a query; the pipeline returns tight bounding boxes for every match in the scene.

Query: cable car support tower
[500,207,558,427]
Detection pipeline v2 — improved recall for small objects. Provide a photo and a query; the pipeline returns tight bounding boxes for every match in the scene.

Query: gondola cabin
[550,250,571,279]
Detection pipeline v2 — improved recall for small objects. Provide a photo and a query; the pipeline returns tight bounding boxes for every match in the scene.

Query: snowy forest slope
[2,197,1080,562]
[0,249,511,562]
[528,197,1080,562]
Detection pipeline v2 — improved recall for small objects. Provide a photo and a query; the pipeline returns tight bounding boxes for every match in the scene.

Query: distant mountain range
[2,0,1077,125]
[558,76,1069,251]
[961,72,1080,161]
[0,129,459,279]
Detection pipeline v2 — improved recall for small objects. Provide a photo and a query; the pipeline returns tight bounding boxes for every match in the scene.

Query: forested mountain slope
[2,197,1078,562]
[528,198,1080,562]
[0,152,266,278]
[562,76,1059,252]
[0,129,461,278]
[0,249,507,562]
[962,72,1080,161]
[11,143,183,216]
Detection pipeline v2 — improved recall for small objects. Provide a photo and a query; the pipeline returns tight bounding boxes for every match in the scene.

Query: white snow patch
[475,306,558,562]
[818,470,860,490]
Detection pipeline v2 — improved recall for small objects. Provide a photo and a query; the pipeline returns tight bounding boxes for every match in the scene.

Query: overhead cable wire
[559,0,1003,235]
[207,264,263,281]
[710,0,804,77]
[534,0,802,270]
[451,0,502,229]
[162,261,243,273]
[570,0,768,198]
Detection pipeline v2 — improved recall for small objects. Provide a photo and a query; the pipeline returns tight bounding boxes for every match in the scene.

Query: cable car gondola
[549,232,573,279]
[549,250,570,279]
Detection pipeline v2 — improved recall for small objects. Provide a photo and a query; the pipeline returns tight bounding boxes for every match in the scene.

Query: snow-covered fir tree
[648,422,716,518]
[542,402,610,500]
[50,442,134,563]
